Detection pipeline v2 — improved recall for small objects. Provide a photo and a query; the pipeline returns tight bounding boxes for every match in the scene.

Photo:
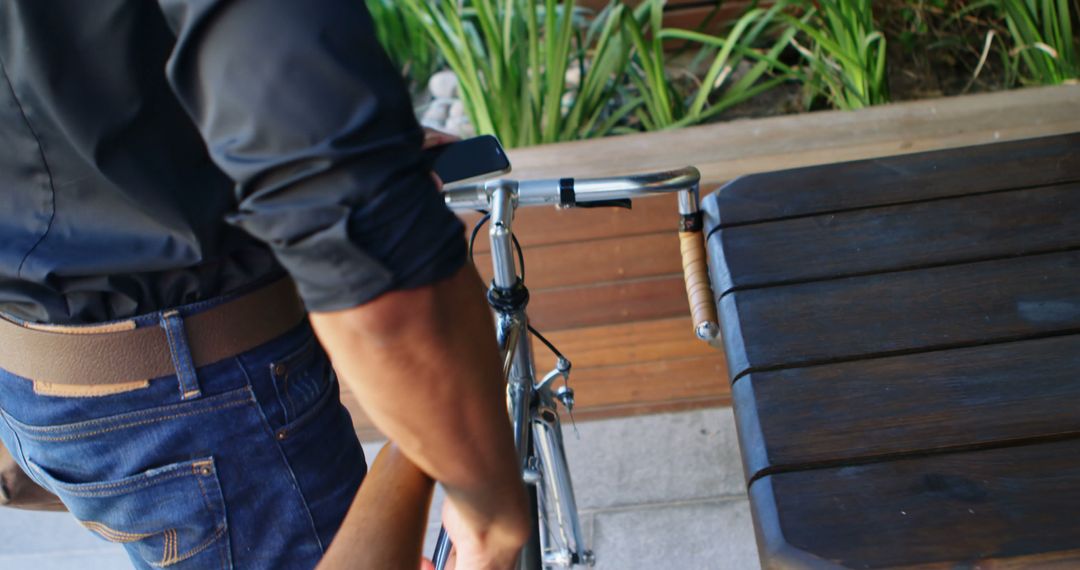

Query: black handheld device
[424,134,511,185]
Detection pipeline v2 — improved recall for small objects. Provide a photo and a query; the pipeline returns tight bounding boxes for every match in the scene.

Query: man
[0,1,528,568]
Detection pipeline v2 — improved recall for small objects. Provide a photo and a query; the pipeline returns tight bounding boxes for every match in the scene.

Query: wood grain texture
[530,316,718,369]
[733,334,1080,481]
[343,317,729,439]
[344,364,730,438]
[460,194,679,253]
[706,134,1080,569]
[578,0,723,8]
[530,274,690,331]
[472,231,682,290]
[344,356,731,440]
[659,4,752,38]
[564,355,730,415]
[505,85,1080,187]
[750,439,1080,569]
[704,132,1080,228]
[720,249,1080,380]
[708,183,1080,295]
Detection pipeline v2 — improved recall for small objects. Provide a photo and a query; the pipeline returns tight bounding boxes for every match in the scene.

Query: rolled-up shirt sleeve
[155,0,466,311]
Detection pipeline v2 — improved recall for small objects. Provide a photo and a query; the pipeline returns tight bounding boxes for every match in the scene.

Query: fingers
[423,127,460,149]
[421,559,436,570]
[424,128,453,191]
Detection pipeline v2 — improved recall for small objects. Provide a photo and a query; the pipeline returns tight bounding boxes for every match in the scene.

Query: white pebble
[564,66,582,88]
[445,115,475,139]
[448,99,466,119]
[428,70,459,99]
[420,98,452,126]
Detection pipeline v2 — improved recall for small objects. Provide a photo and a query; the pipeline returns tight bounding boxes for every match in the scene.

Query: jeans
[0,298,367,569]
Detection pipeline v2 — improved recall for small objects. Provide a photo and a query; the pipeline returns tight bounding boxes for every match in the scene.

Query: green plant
[365,0,443,90]
[401,0,635,147]
[966,0,1079,84]
[621,0,799,130]
[784,0,890,109]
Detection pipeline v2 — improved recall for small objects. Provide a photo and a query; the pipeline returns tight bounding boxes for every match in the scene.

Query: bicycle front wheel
[519,432,543,570]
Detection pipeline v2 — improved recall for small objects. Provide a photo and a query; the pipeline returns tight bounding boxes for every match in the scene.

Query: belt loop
[159,310,201,400]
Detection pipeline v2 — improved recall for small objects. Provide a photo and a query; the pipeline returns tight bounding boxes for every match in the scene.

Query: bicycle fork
[530,388,593,568]
[431,316,592,569]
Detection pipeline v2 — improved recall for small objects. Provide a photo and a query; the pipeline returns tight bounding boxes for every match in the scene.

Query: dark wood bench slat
[708,183,1080,296]
[703,133,1080,229]
[750,438,1080,569]
[733,334,1080,480]
[720,249,1080,380]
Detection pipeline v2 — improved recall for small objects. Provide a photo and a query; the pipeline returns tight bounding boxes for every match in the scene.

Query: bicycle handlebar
[444,166,719,342]
[443,166,703,210]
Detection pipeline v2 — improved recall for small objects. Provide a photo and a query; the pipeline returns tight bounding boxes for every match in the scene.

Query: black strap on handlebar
[680,211,704,232]
[558,177,632,210]
[559,178,575,208]
[578,199,632,209]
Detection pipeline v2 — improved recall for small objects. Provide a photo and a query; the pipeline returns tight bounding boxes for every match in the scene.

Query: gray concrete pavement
[0,408,759,569]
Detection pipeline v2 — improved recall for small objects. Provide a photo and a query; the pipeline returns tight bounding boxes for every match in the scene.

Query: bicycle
[432,166,719,569]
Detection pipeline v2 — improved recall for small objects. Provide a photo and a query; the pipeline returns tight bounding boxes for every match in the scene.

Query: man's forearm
[316,443,434,570]
[309,264,529,547]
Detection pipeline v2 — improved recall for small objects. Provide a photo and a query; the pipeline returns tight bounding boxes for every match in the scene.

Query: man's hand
[423,127,459,149]
[423,127,458,191]
[442,497,530,570]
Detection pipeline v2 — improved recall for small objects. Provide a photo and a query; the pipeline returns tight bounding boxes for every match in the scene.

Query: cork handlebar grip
[679,230,719,341]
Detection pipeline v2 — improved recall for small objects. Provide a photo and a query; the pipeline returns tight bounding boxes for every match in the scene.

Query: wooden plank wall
[343,85,1080,439]
[578,0,747,35]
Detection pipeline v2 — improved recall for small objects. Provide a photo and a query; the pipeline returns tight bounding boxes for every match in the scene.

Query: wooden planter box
[343,85,1080,438]
[578,0,753,36]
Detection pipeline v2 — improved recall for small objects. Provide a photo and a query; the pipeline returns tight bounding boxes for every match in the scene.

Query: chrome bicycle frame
[433,180,593,570]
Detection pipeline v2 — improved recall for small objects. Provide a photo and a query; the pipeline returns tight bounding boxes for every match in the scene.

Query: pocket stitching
[273,371,338,441]
[29,456,215,495]
[276,336,316,371]
[156,525,228,568]
[19,397,252,443]
[82,520,157,542]
[271,336,317,423]
[6,388,252,435]
[54,458,229,567]
[38,466,188,496]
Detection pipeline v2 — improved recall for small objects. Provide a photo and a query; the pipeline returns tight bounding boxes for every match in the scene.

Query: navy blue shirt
[0,0,466,324]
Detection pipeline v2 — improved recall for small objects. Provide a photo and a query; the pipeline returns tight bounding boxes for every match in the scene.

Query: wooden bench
[704,133,1080,568]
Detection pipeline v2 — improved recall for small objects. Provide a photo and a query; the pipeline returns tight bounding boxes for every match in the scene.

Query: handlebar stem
[489,181,519,290]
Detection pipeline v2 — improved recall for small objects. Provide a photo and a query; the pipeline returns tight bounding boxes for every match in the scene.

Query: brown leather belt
[0,278,307,386]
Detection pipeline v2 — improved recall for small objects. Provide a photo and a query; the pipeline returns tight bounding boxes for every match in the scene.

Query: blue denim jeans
[0,298,367,569]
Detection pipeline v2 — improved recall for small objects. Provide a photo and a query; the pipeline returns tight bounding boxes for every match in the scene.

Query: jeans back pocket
[27,456,231,569]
